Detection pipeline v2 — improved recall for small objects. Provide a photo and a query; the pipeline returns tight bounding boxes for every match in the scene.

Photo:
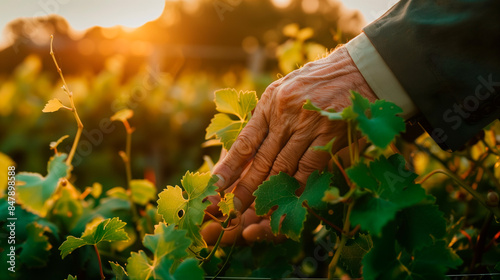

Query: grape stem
[94,245,105,280]
[417,169,500,218]
[210,237,237,280]
[303,202,344,235]
[118,119,139,223]
[484,230,500,251]
[328,202,355,279]
[201,216,231,265]
[347,121,354,164]
[469,212,493,275]
[50,35,84,167]
[331,156,351,187]
[204,210,225,223]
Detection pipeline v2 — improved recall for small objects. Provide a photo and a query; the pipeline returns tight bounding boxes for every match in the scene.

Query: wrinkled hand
[214,46,376,213]
[203,46,376,245]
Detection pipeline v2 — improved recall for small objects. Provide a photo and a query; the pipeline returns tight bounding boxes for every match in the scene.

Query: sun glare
[65,0,166,30]
[0,0,166,35]
[272,0,292,9]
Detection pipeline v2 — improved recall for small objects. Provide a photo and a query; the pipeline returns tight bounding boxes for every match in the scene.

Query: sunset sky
[0,0,395,46]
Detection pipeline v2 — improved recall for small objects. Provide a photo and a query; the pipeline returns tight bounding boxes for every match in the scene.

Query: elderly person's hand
[203,45,377,245]
[213,46,376,213]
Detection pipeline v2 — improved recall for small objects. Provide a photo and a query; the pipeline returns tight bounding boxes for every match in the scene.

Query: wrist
[334,46,378,103]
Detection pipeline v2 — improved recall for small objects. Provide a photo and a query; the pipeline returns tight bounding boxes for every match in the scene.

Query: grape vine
[1,36,499,280]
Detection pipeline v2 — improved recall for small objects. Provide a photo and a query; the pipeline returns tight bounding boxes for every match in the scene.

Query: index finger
[212,104,268,190]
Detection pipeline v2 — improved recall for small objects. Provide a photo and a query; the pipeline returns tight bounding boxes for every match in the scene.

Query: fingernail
[214,174,225,188]
[233,196,243,212]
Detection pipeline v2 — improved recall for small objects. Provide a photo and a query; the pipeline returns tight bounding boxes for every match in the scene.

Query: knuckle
[297,156,318,174]
[295,152,330,184]
[271,161,287,175]
[296,115,320,131]
[271,150,299,175]
[271,161,294,176]
[232,133,255,158]
[252,152,274,175]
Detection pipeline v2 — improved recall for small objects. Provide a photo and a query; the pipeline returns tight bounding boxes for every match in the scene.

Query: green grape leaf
[127,246,201,280]
[215,88,257,119]
[109,261,129,280]
[16,153,70,216]
[70,197,131,235]
[254,171,332,241]
[143,223,191,261]
[362,222,405,280]
[311,137,336,154]
[218,192,235,216]
[157,171,218,250]
[206,89,258,150]
[340,233,373,278]
[130,179,156,206]
[303,100,343,120]
[51,183,83,232]
[205,113,243,150]
[362,213,461,280]
[0,199,41,241]
[350,91,405,148]
[347,154,428,235]
[126,223,192,280]
[65,275,77,280]
[59,217,129,259]
[396,204,446,253]
[106,187,130,201]
[350,194,399,237]
[340,105,358,120]
[126,251,152,280]
[407,240,463,280]
[19,222,52,267]
[155,258,204,280]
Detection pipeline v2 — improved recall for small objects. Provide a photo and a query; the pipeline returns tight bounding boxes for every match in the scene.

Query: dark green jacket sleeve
[364,0,500,151]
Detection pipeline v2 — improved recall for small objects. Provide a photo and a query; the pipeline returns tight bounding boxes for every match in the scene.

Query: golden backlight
[0,0,166,34]
[58,0,167,30]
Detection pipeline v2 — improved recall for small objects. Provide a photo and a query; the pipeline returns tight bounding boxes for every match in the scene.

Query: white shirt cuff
[345,33,419,120]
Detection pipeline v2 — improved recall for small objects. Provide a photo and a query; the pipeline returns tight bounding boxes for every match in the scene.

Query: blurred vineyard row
[0,24,326,191]
[1,55,248,188]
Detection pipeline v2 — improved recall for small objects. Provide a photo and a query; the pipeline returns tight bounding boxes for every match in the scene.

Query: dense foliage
[1,30,499,280]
